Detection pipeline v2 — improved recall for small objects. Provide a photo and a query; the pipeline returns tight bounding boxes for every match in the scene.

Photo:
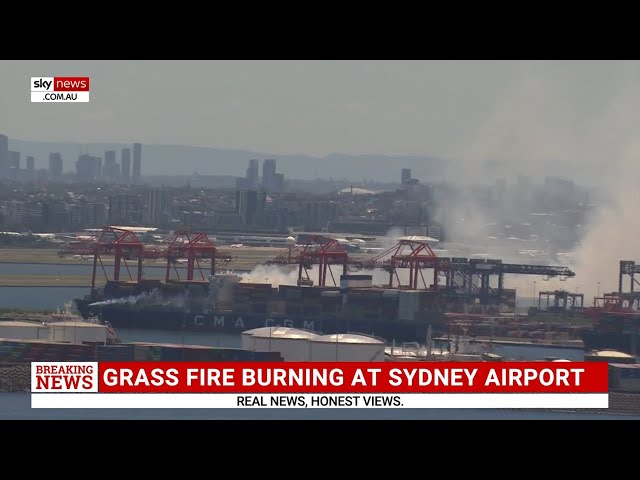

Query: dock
[434,337,584,350]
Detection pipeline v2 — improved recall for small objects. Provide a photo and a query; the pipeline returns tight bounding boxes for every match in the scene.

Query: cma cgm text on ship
[30,362,610,409]
[31,77,90,102]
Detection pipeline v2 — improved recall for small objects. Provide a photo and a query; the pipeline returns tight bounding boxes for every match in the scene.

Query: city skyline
[0,61,637,182]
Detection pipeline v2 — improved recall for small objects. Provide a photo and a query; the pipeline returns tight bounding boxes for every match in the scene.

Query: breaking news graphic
[30,361,609,409]
[3,59,640,420]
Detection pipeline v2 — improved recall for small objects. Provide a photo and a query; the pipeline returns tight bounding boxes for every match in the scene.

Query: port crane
[267,235,348,287]
[591,260,640,311]
[266,235,576,306]
[58,227,230,292]
[162,230,220,282]
[57,226,145,292]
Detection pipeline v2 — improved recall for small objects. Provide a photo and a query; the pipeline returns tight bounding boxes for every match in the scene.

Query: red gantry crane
[351,237,440,290]
[264,234,575,304]
[58,227,229,292]
[266,235,348,287]
[58,226,145,293]
[266,235,438,289]
[163,230,219,282]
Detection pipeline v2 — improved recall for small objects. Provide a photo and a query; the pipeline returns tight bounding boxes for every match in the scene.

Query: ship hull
[75,300,444,343]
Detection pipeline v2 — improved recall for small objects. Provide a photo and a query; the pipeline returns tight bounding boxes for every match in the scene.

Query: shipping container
[96,345,135,361]
[340,275,373,289]
[268,300,287,315]
[285,304,302,314]
[278,285,303,300]
[251,351,284,362]
[250,303,268,314]
[609,363,640,391]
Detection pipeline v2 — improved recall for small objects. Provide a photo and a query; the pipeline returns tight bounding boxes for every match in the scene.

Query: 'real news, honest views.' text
[31,77,90,102]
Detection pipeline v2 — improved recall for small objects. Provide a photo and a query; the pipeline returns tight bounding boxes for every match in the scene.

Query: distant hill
[6,139,449,183]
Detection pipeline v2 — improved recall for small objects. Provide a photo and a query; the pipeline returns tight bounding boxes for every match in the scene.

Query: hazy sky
[1,60,637,162]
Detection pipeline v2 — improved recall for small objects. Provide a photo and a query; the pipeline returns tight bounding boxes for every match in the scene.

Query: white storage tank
[0,321,49,340]
[48,321,108,344]
[309,333,385,362]
[584,350,637,364]
[241,327,320,361]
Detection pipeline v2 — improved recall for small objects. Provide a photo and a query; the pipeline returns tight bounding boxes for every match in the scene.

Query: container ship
[74,274,451,343]
[67,227,575,344]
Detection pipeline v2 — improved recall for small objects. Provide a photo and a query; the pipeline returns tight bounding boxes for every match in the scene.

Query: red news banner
[30,362,609,409]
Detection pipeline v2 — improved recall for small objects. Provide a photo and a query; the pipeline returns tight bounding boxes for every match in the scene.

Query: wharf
[434,336,584,350]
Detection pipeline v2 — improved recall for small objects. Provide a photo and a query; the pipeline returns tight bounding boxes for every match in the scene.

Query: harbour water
[0,286,88,310]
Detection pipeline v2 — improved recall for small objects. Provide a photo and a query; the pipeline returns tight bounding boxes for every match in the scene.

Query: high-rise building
[401,168,412,184]
[49,153,63,177]
[304,201,339,231]
[108,193,143,224]
[70,202,107,228]
[236,189,265,226]
[273,173,284,191]
[132,143,142,183]
[245,159,259,188]
[76,154,101,181]
[26,156,35,171]
[262,159,276,189]
[104,150,116,164]
[103,150,120,182]
[8,151,20,169]
[93,156,102,179]
[0,134,8,174]
[144,188,172,225]
[121,148,131,184]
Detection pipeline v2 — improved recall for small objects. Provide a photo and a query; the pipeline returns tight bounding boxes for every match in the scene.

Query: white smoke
[433,61,640,305]
[383,227,405,246]
[89,288,188,308]
[570,138,640,301]
[241,264,300,287]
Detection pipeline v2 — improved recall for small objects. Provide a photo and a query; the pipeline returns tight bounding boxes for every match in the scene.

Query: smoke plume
[241,264,300,287]
[89,289,188,308]
[431,61,640,305]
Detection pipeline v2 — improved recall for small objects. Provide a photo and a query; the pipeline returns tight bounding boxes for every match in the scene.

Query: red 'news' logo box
[31,77,90,92]
[54,77,90,91]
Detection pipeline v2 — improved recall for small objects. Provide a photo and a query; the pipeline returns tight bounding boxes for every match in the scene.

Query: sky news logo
[31,77,90,103]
